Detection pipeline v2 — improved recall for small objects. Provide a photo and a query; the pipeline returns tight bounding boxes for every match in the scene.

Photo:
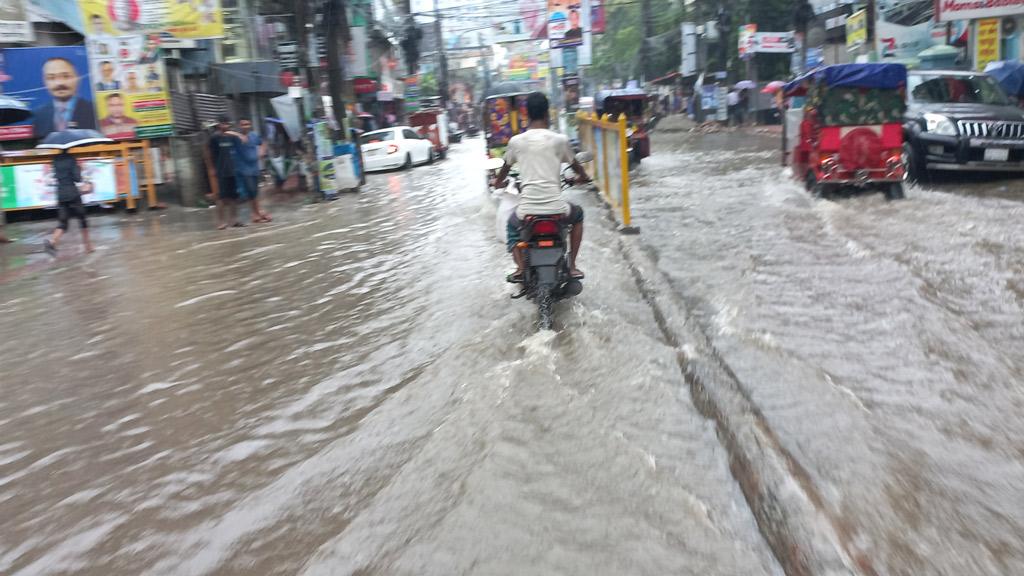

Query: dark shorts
[217,175,238,200]
[57,198,87,231]
[506,203,584,252]
[236,173,259,201]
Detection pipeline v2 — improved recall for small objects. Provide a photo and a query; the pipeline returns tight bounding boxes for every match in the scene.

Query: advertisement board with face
[0,46,97,141]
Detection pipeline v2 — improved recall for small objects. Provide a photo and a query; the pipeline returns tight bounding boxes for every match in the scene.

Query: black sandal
[506,271,525,283]
[570,270,585,280]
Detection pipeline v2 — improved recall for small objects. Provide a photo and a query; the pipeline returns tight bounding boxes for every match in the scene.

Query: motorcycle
[485,151,593,330]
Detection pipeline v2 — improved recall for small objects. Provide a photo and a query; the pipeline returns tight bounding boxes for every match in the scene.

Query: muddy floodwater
[632,121,1024,575]
[0,139,780,575]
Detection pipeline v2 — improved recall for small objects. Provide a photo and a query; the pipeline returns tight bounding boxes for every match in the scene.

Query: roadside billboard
[876,0,938,59]
[753,32,797,53]
[0,0,34,43]
[0,158,137,209]
[87,34,173,139]
[591,0,605,34]
[0,46,97,141]
[78,0,224,39]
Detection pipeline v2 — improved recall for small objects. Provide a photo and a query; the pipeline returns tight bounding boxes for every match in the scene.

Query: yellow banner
[88,35,173,139]
[846,9,867,52]
[975,18,1000,71]
[80,0,224,39]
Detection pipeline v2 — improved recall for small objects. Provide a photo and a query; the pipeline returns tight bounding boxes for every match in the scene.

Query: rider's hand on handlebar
[491,177,508,189]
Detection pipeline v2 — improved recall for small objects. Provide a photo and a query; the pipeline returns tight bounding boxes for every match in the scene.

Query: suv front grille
[957,120,1024,139]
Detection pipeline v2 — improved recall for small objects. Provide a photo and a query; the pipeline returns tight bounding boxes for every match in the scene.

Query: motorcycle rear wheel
[537,285,554,331]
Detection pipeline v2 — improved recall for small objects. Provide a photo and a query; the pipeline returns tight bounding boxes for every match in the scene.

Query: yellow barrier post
[618,114,632,228]
[140,140,157,209]
[600,114,611,203]
[121,142,136,211]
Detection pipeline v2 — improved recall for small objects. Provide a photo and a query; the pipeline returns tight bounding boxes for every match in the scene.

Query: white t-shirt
[503,128,573,218]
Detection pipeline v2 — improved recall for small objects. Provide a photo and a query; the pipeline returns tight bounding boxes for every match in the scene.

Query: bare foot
[569,268,585,279]
[217,223,228,230]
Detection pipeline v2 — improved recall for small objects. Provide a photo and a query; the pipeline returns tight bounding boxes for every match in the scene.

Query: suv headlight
[924,113,957,136]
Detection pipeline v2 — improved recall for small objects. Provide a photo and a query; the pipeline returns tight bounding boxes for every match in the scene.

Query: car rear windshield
[908,74,1010,106]
[360,131,395,145]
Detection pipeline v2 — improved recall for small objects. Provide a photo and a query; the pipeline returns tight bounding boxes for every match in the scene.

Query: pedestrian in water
[44,151,94,256]
[234,117,271,223]
[208,116,245,229]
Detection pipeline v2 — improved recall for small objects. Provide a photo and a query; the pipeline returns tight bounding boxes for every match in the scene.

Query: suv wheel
[903,142,927,183]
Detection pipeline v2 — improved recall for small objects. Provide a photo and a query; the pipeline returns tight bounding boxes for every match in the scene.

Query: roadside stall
[1,139,158,213]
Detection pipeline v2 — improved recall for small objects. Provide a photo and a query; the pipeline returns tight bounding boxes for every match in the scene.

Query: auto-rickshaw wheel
[805,171,832,200]
[885,182,905,201]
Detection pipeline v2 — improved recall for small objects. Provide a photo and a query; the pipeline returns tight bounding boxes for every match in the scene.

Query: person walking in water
[44,151,94,255]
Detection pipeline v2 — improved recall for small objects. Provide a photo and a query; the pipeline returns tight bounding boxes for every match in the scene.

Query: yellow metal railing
[575,111,632,228]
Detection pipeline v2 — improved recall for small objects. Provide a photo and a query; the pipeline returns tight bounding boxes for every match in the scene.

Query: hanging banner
[345,27,368,78]
[738,24,757,60]
[846,9,868,51]
[548,0,584,48]
[753,32,797,53]
[0,46,97,141]
[681,23,698,76]
[0,158,136,209]
[591,0,605,34]
[78,0,224,39]
[876,0,940,60]
[87,34,173,139]
[0,0,34,43]
[976,18,1001,71]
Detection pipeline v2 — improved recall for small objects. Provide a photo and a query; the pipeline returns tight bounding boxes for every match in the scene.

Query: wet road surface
[633,120,1024,575]
[0,139,779,575]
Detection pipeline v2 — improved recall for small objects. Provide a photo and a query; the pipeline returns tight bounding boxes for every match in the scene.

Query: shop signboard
[493,17,531,43]
[78,0,225,39]
[847,9,868,51]
[738,24,757,59]
[548,0,584,48]
[562,74,580,112]
[0,158,137,209]
[87,34,173,139]
[976,18,1001,71]
[937,0,1024,22]
[0,0,35,43]
[0,46,97,142]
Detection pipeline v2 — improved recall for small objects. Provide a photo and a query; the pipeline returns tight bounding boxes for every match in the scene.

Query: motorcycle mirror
[483,157,506,171]
[575,151,594,163]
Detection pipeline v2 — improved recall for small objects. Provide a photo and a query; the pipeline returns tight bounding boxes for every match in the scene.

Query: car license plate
[984,148,1010,162]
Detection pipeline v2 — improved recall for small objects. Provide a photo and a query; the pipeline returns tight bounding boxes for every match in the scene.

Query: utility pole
[640,0,653,82]
[434,0,449,108]
[325,0,350,141]
[294,0,317,195]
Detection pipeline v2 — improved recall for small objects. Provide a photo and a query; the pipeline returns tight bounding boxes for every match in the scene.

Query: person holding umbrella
[37,129,113,256]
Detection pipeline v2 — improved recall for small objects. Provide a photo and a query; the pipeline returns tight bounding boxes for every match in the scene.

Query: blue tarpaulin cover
[784,64,907,96]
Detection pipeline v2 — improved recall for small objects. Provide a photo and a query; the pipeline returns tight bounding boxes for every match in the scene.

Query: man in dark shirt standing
[44,151,94,256]
[208,116,244,229]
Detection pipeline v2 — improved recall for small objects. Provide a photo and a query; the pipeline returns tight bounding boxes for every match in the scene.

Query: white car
[360,127,436,172]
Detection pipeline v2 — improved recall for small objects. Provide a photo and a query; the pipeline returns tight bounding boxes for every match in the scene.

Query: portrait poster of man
[87,34,173,139]
[0,46,97,141]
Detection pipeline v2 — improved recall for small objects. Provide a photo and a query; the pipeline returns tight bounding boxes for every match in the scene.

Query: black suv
[904,70,1024,179]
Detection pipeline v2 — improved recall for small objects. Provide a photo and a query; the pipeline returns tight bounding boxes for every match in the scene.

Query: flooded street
[633,120,1024,575]
[0,139,779,575]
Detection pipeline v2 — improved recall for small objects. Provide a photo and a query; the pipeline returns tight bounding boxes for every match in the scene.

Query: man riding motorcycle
[492,92,591,283]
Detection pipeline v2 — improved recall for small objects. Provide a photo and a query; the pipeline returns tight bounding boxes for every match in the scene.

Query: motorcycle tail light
[387,144,399,154]
[531,220,560,235]
[537,240,555,247]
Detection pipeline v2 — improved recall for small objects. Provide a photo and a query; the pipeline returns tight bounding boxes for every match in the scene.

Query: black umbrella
[0,95,31,126]
[36,129,114,150]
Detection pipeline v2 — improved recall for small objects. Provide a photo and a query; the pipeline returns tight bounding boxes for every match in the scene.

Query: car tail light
[532,220,560,235]
[387,144,399,154]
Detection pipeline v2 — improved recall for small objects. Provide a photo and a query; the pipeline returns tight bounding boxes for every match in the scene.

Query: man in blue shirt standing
[235,118,271,223]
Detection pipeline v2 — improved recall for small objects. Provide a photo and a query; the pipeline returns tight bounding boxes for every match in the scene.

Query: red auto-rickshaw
[783,63,907,200]
[408,108,450,160]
